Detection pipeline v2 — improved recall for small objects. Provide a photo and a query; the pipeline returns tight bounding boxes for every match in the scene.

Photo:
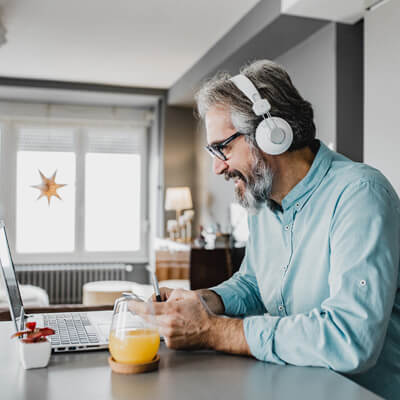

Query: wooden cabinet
[155,250,190,281]
[190,247,245,290]
[155,245,246,290]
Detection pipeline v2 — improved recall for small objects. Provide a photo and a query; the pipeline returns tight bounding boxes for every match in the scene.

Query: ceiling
[0,0,260,89]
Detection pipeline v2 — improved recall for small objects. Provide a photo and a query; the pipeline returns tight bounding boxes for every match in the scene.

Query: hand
[149,286,174,302]
[130,289,214,350]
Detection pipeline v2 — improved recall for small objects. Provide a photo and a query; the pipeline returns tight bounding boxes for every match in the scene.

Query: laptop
[0,221,113,353]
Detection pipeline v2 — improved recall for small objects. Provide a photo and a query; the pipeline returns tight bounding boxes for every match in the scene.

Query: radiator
[15,264,129,304]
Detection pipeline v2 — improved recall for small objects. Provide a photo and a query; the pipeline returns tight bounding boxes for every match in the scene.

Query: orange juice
[109,329,160,364]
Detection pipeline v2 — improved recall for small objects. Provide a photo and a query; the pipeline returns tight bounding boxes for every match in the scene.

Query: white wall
[364,0,400,195]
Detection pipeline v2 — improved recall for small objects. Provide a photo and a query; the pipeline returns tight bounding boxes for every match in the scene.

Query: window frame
[0,115,150,265]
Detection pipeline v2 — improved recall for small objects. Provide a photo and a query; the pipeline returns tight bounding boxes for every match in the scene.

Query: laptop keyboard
[43,313,100,346]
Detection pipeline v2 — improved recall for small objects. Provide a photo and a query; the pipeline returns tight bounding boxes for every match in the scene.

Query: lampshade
[165,187,192,211]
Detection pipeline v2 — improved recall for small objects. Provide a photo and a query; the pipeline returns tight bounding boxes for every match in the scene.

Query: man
[131,60,400,400]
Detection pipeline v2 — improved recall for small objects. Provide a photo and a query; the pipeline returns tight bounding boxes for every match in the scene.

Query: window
[17,150,76,253]
[85,153,141,252]
[16,126,76,254]
[0,103,152,264]
[84,127,145,253]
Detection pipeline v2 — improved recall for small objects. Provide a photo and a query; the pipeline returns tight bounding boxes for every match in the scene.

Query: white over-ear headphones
[230,74,293,155]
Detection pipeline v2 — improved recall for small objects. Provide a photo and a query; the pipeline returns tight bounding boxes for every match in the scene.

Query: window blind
[17,126,75,152]
[86,127,147,154]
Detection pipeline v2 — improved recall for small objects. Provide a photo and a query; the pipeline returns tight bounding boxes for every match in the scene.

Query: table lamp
[165,187,193,231]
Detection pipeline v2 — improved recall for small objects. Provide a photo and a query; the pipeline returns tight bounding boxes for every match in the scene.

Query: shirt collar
[281,140,333,212]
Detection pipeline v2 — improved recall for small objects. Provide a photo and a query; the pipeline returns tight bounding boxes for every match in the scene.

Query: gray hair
[195,60,316,151]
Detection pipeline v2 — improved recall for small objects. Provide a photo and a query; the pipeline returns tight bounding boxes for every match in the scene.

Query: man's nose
[213,157,228,175]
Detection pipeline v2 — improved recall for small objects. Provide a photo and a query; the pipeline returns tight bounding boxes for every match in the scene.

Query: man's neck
[269,146,316,205]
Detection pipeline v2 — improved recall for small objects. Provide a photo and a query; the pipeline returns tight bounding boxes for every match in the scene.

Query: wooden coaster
[108,354,160,374]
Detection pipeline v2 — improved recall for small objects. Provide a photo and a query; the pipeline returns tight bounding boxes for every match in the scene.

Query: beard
[225,147,274,215]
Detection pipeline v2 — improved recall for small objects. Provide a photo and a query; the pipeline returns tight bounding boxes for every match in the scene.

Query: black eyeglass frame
[204,132,244,161]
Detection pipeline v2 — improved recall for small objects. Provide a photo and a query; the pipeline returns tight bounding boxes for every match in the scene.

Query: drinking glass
[109,297,160,365]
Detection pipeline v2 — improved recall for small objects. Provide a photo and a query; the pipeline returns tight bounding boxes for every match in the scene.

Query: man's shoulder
[328,156,399,206]
[329,155,393,191]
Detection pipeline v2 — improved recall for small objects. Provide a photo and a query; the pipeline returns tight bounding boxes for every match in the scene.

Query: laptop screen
[0,221,24,330]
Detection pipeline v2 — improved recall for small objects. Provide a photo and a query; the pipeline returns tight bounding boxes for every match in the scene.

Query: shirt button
[360,280,366,286]
[295,202,301,209]
[284,225,290,231]
[278,305,284,311]
[282,265,287,271]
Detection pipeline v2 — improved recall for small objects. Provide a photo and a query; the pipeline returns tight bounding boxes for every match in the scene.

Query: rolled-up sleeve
[242,181,400,373]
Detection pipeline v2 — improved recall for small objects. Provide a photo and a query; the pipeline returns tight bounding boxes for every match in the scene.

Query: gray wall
[276,23,337,149]
[364,0,400,195]
[163,106,197,234]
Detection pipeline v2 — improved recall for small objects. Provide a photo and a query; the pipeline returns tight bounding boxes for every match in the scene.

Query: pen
[150,271,162,302]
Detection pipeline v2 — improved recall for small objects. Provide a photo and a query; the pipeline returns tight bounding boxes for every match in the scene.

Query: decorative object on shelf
[166,219,178,240]
[202,225,217,249]
[11,321,55,369]
[183,209,194,243]
[165,187,193,241]
[31,170,67,206]
[194,225,206,248]
[179,214,186,242]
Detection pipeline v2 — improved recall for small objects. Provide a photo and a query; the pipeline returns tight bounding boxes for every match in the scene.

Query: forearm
[196,289,225,315]
[205,315,252,356]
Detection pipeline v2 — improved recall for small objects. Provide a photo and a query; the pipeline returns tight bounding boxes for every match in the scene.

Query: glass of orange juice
[109,296,160,365]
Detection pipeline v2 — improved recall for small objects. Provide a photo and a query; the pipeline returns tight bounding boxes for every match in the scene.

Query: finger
[159,287,173,301]
[167,336,185,349]
[167,288,195,302]
[146,287,171,302]
[128,299,176,316]
[153,314,182,329]
[128,299,150,315]
[147,293,157,302]
[166,335,199,350]
[158,325,183,340]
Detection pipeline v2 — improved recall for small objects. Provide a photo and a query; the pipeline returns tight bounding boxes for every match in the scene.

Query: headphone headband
[229,74,293,155]
[230,75,271,116]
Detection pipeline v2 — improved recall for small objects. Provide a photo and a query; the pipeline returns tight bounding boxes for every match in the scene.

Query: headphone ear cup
[255,117,293,155]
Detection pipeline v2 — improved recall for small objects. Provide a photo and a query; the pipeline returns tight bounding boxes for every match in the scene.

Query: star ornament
[31,170,67,206]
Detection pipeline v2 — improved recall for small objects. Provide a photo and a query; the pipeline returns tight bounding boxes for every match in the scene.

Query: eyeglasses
[204,132,244,161]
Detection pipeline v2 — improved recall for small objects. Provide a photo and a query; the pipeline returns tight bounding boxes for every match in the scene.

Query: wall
[276,23,337,149]
[163,106,197,233]
[194,122,235,233]
[364,0,400,194]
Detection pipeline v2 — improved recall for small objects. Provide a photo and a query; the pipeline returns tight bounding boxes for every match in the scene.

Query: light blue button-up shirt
[212,140,400,400]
